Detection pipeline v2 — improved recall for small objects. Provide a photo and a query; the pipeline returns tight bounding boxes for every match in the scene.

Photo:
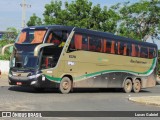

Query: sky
[0,0,139,31]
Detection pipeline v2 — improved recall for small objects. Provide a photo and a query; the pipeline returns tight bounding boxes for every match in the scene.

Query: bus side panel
[141,70,156,88]
[73,72,135,88]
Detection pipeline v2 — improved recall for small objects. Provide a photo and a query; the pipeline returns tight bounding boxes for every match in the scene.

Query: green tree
[2,27,19,41]
[0,27,18,60]
[64,0,92,28]
[29,0,120,33]
[116,0,160,40]
[27,13,42,26]
[43,0,63,25]
[100,6,120,33]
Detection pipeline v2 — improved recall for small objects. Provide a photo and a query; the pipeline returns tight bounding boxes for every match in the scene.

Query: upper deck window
[46,30,69,47]
[16,29,46,44]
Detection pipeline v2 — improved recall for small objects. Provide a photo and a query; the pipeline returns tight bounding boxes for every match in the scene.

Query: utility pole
[20,0,31,28]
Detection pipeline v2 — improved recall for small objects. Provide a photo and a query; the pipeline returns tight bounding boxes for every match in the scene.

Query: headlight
[28,74,41,79]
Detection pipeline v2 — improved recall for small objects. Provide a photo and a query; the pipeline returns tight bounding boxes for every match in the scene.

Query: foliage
[0,40,14,60]
[28,0,120,33]
[27,13,42,26]
[0,27,17,60]
[27,0,160,41]
[0,52,11,60]
[0,40,14,47]
[115,0,160,40]
[2,27,19,41]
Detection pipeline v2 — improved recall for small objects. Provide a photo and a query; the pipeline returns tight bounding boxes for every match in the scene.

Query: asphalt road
[0,85,160,120]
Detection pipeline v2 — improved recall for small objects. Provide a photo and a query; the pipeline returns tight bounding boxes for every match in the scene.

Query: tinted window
[82,35,88,50]
[68,32,157,59]
[149,48,156,59]
[89,36,102,52]
[131,44,139,57]
[105,40,112,53]
[46,30,69,47]
[118,42,124,55]
[16,29,46,44]
[140,46,148,58]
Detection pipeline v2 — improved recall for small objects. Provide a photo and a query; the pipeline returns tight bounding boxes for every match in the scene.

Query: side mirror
[1,44,14,55]
[34,43,54,56]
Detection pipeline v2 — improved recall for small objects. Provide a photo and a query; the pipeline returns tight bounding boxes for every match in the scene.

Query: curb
[129,96,160,106]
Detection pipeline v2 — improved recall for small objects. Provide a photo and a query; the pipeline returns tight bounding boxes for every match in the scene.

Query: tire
[123,79,132,93]
[133,79,141,93]
[59,77,72,94]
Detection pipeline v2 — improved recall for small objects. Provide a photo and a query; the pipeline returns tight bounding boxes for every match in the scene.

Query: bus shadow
[8,86,58,93]
[73,88,150,93]
[8,86,151,94]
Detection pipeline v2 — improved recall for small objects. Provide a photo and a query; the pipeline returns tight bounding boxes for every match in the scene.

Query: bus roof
[24,25,157,48]
[74,27,158,48]
[23,25,74,31]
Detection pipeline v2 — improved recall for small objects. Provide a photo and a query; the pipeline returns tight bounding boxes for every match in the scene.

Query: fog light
[42,76,45,81]
[31,81,37,85]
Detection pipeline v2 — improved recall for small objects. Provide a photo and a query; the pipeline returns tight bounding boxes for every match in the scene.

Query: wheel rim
[123,79,132,93]
[62,81,69,90]
[59,77,72,94]
[133,80,141,92]
[126,82,132,91]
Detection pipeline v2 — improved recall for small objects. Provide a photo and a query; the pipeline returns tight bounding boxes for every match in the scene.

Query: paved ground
[1,74,160,107]
[0,74,9,86]
[0,75,160,120]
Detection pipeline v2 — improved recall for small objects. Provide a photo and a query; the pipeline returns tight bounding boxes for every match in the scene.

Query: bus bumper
[8,74,58,88]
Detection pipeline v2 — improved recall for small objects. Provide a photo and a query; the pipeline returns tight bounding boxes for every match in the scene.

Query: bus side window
[95,39,102,52]
[52,35,61,46]
[132,44,139,57]
[118,42,125,55]
[74,34,83,50]
[69,37,75,50]
[100,39,103,52]
[89,36,102,52]
[59,31,68,47]
[126,44,131,56]
[89,37,96,51]
[82,35,88,50]
[140,46,148,58]
[123,44,128,56]
[111,41,115,54]
[149,48,155,59]
[104,40,111,53]
[103,39,106,53]
[47,33,52,43]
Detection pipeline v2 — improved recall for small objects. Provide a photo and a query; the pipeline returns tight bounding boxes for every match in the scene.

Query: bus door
[40,46,62,73]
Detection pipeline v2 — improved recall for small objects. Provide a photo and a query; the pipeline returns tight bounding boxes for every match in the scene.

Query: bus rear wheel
[59,77,72,94]
[133,79,141,93]
[123,79,132,93]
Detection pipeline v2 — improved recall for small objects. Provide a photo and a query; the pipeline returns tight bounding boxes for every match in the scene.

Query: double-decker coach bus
[8,25,158,93]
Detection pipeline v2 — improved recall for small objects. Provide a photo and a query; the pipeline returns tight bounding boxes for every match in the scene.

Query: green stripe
[75,58,156,81]
[44,74,61,83]
[44,58,156,82]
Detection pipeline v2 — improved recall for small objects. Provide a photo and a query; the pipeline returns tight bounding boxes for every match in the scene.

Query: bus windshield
[10,51,38,69]
[16,29,46,44]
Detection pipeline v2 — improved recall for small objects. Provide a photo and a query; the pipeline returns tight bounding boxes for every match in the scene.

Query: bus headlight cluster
[28,74,41,79]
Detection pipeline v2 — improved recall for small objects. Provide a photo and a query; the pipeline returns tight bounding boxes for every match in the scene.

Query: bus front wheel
[123,79,132,93]
[133,79,141,93]
[59,77,72,94]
